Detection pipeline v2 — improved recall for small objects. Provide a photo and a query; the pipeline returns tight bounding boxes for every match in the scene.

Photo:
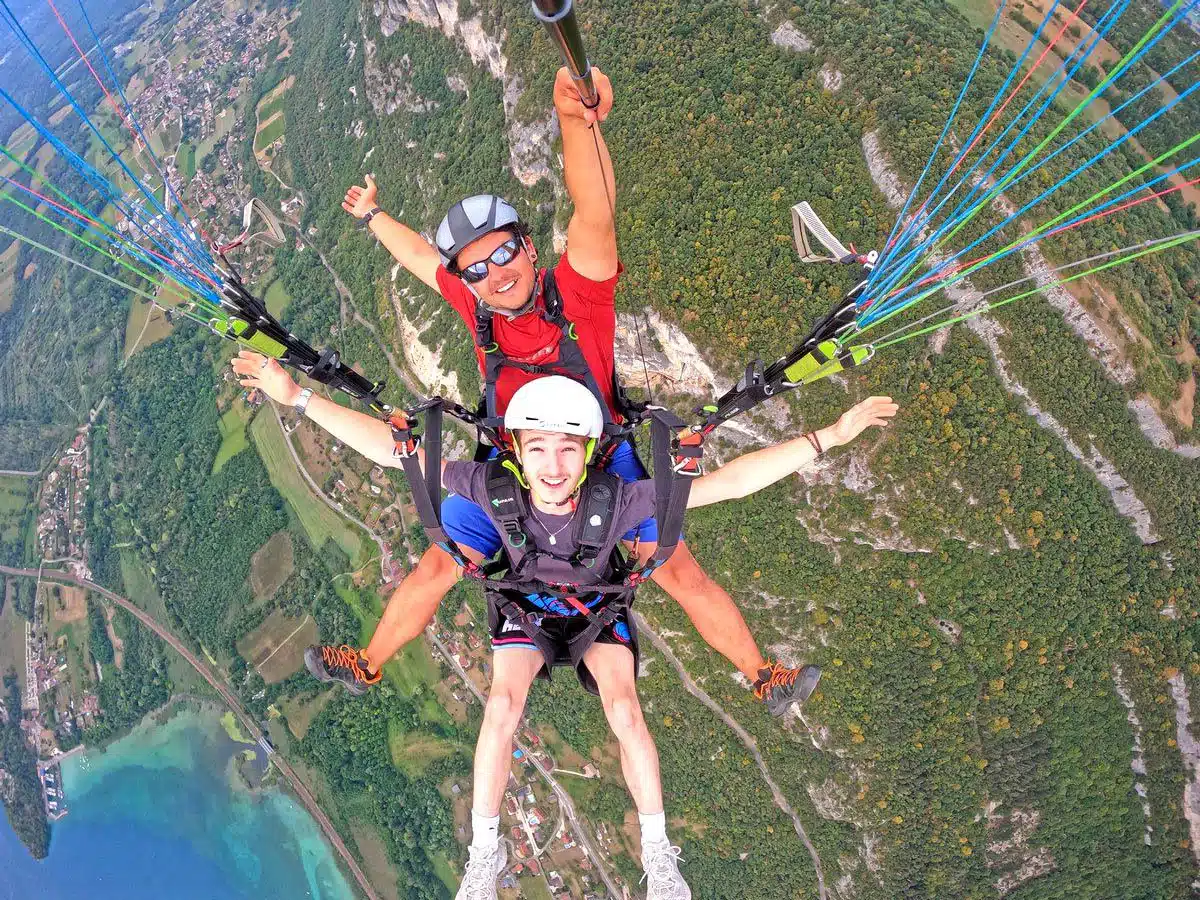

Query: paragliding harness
[469,267,644,468]
[387,397,703,695]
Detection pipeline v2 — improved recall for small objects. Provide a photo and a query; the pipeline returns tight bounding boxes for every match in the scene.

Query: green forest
[0,0,1197,896]
[264,0,1200,896]
[0,675,48,859]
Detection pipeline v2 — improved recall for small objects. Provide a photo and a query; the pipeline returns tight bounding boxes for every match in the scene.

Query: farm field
[177,141,196,181]
[248,530,294,600]
[122,297,175,360]
[0,580,28,694]
[249,408,366,565]
[264,277,291,318]
[236,608,316,683]
[0,241,20,315]
[254,114,285,154]
[213,405,252,474]
[0,474,31,545]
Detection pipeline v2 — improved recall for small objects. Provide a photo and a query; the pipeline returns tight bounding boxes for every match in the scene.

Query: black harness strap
[474,269,630,451]
[391,397,703,692]
[497,597,565,672]
[484,463,531,560]
[572,472,618,570]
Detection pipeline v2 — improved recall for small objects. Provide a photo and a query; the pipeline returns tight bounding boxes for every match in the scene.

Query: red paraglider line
[866,174,1200,308]
[45,0,206,235]
[0,171,219,288]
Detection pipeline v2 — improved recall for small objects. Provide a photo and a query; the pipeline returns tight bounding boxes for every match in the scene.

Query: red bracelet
[804,431,823,455]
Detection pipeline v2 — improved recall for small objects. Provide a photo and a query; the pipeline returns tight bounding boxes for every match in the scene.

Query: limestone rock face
[771,21,813,52]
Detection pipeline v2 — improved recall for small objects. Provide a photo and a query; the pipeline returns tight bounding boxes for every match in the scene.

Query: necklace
[531,505,576,545]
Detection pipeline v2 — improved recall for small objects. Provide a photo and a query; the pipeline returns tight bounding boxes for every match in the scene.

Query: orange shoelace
[753,661,799,699]
[321,644,381,684]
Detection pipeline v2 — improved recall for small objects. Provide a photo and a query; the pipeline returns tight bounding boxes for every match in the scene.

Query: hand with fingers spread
[823,395,900,449]
[553,65,613,127]
[342,174,380,219]
[230,350,302,406]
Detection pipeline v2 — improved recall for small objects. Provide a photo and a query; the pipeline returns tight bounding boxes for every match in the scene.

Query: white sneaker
[641,839,691,900]
[455,840,507,900]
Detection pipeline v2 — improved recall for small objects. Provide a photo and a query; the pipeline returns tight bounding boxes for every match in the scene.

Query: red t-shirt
[435,253,620,418]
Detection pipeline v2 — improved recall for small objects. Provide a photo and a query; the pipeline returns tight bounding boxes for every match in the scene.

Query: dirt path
[635,615,827,900]
[1,564,380,900]
[255,613,311,669]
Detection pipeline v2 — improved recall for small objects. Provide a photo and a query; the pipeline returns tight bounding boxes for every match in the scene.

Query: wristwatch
[359,206,382,228]
[293,388,314,417]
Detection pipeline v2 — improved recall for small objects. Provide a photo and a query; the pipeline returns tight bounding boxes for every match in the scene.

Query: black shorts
[489,603,638,696]
[490,609,634,653]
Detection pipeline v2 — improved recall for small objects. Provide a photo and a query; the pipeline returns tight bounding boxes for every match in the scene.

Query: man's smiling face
[516,429,589,508]
[456,229,537,311]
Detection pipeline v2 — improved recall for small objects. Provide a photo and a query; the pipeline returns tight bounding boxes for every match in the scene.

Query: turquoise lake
[0,702,356,900]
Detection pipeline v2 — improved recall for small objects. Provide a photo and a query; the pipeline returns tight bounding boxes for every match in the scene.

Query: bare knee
[415,544,460,588]
[483,687,526,735]
[603,692,646,740]
[651,542,711,594]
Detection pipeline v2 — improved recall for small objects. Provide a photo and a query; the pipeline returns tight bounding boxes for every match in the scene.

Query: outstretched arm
[557,66,618,282]
[232,351,402,467]
[232,351,453,483]
[343,175,441,291]
[687,396,899,508]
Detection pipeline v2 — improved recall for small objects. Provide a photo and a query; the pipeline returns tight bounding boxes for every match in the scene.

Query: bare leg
[471,647,545,817]
[645,540,766,680]
[362,544,482,674]
[583,641,662,814]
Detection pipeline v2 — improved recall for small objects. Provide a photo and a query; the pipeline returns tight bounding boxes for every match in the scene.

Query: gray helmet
[435,194,523,271]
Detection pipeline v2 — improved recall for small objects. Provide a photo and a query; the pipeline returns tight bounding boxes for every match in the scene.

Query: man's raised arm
[343,175,442,292]
[557,66,619,281]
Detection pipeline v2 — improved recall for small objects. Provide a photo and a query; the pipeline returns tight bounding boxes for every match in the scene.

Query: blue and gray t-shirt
[442,460,656,615]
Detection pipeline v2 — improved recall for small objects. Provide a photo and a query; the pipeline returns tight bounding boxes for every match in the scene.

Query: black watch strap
[360,206,382,228]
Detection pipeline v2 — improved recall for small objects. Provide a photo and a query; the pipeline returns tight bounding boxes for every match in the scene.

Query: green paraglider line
[0,140,217,295]
[0,223,222,332]
[0,140,118,238]
[878,0,1190,297]
[0,189,215,312]
[854,129,1200,340]
[859,229,1199,351]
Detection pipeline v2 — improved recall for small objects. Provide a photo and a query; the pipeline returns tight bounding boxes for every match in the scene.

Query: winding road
[423,624,624,900]
[0,565,381,900]
[635,614,828,900]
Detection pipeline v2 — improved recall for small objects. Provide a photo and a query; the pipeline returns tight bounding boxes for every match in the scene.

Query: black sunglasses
[458,237,521,284]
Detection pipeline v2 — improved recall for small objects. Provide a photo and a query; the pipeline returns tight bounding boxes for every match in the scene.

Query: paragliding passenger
[286,369,891,898]
[235,66,826,715]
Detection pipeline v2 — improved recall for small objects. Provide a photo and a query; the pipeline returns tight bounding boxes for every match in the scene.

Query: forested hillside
[2,0,1197,895]
[265,0,1200,897]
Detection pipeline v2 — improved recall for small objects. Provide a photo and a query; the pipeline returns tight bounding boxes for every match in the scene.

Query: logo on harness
[491,497,515,507]
[501,616,541,633]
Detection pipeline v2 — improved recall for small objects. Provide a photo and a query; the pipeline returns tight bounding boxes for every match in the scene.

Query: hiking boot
[641,839,691,900]
[753,660,822,717]
[303,645,381,696]
[455,840,506,900]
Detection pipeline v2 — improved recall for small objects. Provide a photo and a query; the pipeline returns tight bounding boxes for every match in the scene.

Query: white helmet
[504,376,604,439]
